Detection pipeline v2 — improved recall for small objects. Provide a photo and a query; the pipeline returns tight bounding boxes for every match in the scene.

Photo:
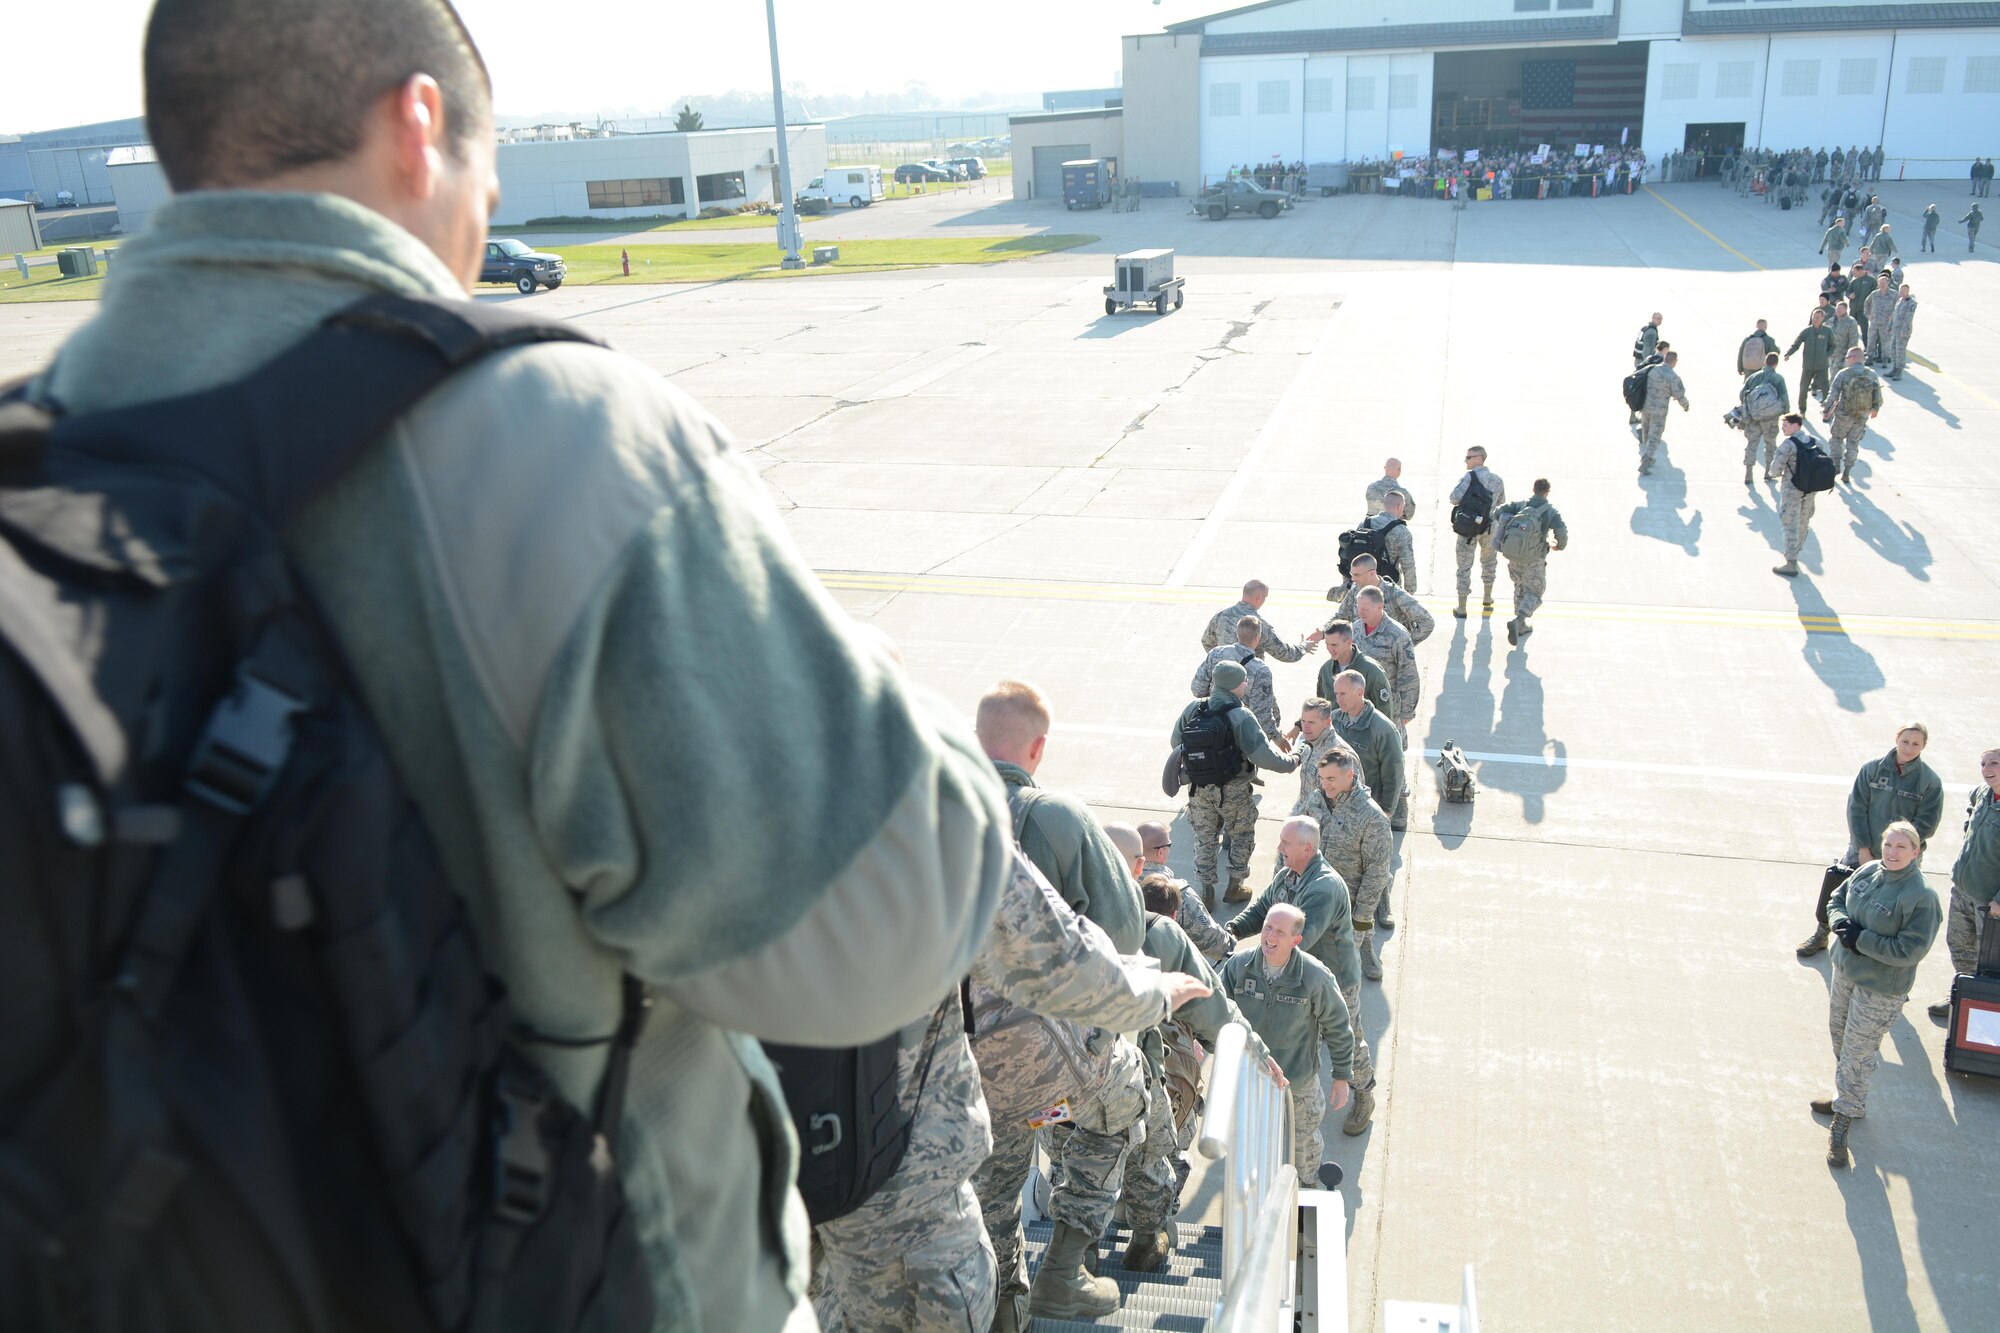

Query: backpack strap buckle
[492,1083,551,1225]
[184,668,309,815]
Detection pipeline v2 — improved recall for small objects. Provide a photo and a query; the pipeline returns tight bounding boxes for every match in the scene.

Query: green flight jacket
[1315,648,1393,719]
[1494,494,1569,553]
[1331,702,1404,817]
[1229,855,1362,990]
[1828,860,1941,998]
[1172,690,1299,780]
[1788,322,1837,372]
[1951,788,2000,907]
[1820,223,1848,253]
[1219,945,1353,1085]
[1845,751,1944,853]
[997,761,1147,955]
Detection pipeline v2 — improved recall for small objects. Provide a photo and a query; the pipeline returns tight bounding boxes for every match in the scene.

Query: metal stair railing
[1198,1021,1297,1330]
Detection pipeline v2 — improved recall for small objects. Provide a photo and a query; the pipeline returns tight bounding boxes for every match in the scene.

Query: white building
[492,124,827,225]
[1117,0,2000,193]
[106,145,171,236]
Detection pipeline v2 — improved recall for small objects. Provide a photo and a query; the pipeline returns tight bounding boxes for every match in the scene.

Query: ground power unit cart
[1104,248,1185,316]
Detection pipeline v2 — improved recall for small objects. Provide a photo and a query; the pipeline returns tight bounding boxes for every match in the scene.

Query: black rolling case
[1944,910,2000,1079]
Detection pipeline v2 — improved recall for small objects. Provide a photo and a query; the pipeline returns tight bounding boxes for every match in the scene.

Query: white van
[800,166,884,209]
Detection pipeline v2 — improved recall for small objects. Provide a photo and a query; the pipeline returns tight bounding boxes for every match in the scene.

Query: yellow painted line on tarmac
[1640,185,1766,271]
[815,568,2000,642]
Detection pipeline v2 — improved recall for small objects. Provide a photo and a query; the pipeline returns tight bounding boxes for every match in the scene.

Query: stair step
[1022,1222,1227,1330]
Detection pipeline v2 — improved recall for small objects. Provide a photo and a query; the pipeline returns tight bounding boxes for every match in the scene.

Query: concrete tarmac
[2,180,1995,1332]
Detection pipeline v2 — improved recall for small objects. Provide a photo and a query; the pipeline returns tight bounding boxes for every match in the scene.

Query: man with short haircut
[1305,749,1397,983]
[1363,490,1420,594]
[1770,414,1823,578]
[1823,346,1884,485]
[1737,318,1780,374]
[1364,457,1415,517]
[1331,670,1404,831]
[1134,822,1235,961]
[1285,698,1357,816]
[1960,202,1984,251]
[1310,620,1394,723]
[1448,447,1507,617]
[1172,660,1299,903]
[1820,216,1848,268]
[1220,904,1353,1189]
[1351,586,1419,828]
[1202,579,1315,664]
[1192,615,1284,744]
[1863,275,1896,366]
[1887,285,1918,381]
[1785,307,1836,413]
[1492,478,1569,647]
[1864,221,1897,264]
[48,4,1015,1328]
[1827,299,1862,366]
[1739,352,1790,484]
[1327,552,1434,645]
[979,680,1146,952]
[1928,750,2000,1019]
[1637,349,1689,476]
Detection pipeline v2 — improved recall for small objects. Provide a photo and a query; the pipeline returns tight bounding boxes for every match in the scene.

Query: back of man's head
[1241,579,1269,605]
[145,0,489,192]
[1104,822,1143,875]
[976,679,1052,766]
[1235,615,1263,647]
[1533,477,1552,497]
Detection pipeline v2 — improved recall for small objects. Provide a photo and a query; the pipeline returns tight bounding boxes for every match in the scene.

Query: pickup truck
[1193,179,1291,220]
[479,238,566,293]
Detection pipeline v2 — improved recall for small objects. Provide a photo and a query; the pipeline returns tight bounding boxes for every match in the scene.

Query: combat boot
[1795,926,1829,956]
[1927,1000,1952,1020]
[1810,1097,1835,1117]
[1028,1221,1121,1320]
[1505,616,1521,646]
[1453,593,1468,619]
[1224,878,1251,903]
[1826,1113,1853,1168]
[1359,931,1383,981]
[1376,888,1394,930]
[1343,1084,1376,1136]
[1772,560,1800,577]
[1840,466,1852,485]
[1120,1221,1175,1273]
[1481,583,1495,611]
[991,1290,1029,1333]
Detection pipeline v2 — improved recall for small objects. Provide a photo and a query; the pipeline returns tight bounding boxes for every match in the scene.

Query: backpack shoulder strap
[53,293,605,531]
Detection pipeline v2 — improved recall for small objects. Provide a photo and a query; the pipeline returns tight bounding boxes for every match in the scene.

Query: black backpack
[1621,367,1651,412]
[1178,700,1245,788]
[1790,434,1838,494]
[1336,519,1402,584]
[0,295,654,1333]
[1448,471,1494,538]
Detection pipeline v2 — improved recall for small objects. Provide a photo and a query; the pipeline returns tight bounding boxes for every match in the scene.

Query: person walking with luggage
[1799,725,1944,957]
[1739,353,1790,482]
[1818,823,1941,1167]
[1367,489,1419,593]
[1492,478,1568,645]
[1920,204,1940,252]
[1786,309,1837,413]
[1887,285,1918,381]
[1962,202,1985,250]
[1637,349,1688,476]
[1771,414,1835,576]
[1630,313,1663,425]
[1449,447,1505,617]
[1173,659,1299,904]
[1737,319,1780,377]
[1191,616,1286,745]
[1824,346,1884,484]
[1929,749,2000,1019]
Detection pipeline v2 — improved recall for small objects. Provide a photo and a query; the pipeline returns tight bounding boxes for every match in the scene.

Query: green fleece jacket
[1139,913,1269,1068]
[33,191,1014,1332]
[1315,648,1393,719]
[1828,860,1941,998]
[1228,855,1362,990]
[996,761,1146,954]
[1846,750,1943,853]
[1218,945,1353,1085]
[1952,787,2000,907]
[1331,702,1404,816]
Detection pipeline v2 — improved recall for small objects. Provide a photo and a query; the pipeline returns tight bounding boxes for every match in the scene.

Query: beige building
[0,197,40,254]
[1006,109,1124,203]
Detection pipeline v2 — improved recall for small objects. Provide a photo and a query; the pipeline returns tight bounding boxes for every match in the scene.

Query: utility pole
[765,0,804,269]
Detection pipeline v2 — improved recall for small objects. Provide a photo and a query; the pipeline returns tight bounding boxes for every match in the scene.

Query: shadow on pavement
[1424,619,1562,824]
[1887,372,1961,430]
[1791,580,1884,712]
[1630,453,1703,554]
[1838,487,1933,580]
[1736,480,1824,575]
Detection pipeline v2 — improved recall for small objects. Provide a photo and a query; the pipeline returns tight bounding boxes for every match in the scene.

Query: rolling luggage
[1944,910,2000,1079]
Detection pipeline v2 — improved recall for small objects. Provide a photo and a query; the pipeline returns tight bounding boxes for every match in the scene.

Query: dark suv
[894,163,954,184]
[479,238,566,293]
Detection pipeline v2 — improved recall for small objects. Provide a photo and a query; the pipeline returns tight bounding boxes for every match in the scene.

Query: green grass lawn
[514,211,791,234]
[560,234,1094,284]
[0,243,123,304]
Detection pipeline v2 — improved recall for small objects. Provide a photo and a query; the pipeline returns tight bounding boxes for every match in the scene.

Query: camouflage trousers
[1188,778,1259,896]
[1120,1062,1184,1234]
[1742,417,1781,471]
[1945,886,1987,976]
[1639,409,1669,466]
[1290,1079,1326,1188]
[1866,319,1889,363]
[1778,489,1816,561]
[973,1075,1147,1300]
[1505,556,1548,619]
[1889,333,1912,376]
[1829,416,1867,472]
[1454,533,1498,598]
[813,1175,996,1332]
[1339,982,1376,1094]
[1828,974,1903,1117]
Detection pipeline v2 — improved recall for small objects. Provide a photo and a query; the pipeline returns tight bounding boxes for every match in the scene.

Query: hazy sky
[2,0,1228,133]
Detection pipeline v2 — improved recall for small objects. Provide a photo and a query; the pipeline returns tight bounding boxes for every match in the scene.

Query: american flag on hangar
[1519,55,1647,135]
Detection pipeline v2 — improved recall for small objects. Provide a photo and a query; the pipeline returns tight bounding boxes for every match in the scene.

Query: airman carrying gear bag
[0,296,654,1333]
[1495,507,1546,563]
[1791,436,1839,494]
[1449,472,1495,538]
[1336,519,1404,585]
[1813,861,1857,928]
[1178,701,1246,788]
[1943,910,2000,1080]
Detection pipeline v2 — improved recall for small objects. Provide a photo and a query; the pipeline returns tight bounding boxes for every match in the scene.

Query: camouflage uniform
[1363,474,1414,517]
[1826,861,1939,1118]
[1192,643,1283,743]
[1639,362,1688,468]
[1143,858,1236,961]
[1290,725,1359,815]
[1448,466,1506,600]
[1946,788,1999,979]
[1887,295,1917,377]
[1863,286,1895,364]
[1772,433,1819,562]
[1825,363,1883,473]
[1828,314,1862,364]
[1174,687,1298,899]
[1290,1080,1328,1188]
[1329,580,1435,647]
[968,853,1175,1310]
[1353,614,1420,824]
[1302,782,1395,947]
[1201,599,1311,663]
[1363,511,1420,594]
[1492,495,1568,622]
[1738,366,1789,472]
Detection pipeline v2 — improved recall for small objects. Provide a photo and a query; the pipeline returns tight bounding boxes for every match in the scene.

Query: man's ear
[1028,734,1048,766]
[386,73,449,200]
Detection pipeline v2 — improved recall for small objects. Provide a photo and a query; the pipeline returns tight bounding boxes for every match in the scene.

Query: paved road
[2,181,1995,1333]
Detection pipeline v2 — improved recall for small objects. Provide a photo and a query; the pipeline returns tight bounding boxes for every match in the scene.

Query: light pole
[765,0,804,269]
